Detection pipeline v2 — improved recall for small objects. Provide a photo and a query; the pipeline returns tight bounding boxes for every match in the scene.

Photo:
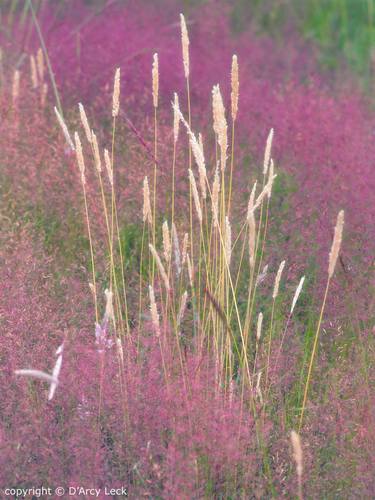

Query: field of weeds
[0,1,374,498]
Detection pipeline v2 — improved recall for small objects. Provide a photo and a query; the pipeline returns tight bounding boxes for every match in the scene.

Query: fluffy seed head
[12,69,20,104]
[180,13,190,78]
[231,54,239,121]
[30,55,38,88]
[104,289,114,322]
[189,169,203,223]
[152,53,159,108]
[328,210,345,278]
[177,291,188,327]
[212,85,228,172]
[291,276,305,314]
[104,148,113,186]
[263,128,274,175]
[142,176,152,224]
[172,223,181,276]
[273,260,286,299]
[290,430,303,478]
[173,92,180,143]
[212,166,220,225]
[36,47,44,82]
[248,182,257,268]
[79,103,92,143]
[74,131,86,185]
[54,107,75,151]
[41,82,48,107]
[112,67,120,117]
[162,221,171,263]
[149,244,170,291]
[149,285,161,337]
[181,233,189,267]
[91,130,101,172]
[186,253,194,287]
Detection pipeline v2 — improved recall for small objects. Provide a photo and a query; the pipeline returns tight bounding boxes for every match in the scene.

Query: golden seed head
[12,69,20,104]
[142,176,152,224]
[263,128,274,175]
[104,148,113,186]
[149,244,170,292]
[273,260,286,299]
[112,67,120,118]
[247,181,257,269]
[181,233,189,267]
[188,169,202,223]
[54,107,75,151]
[104,289,114,322]
[172,223,181,276]
[152,53,159,108]
[187,253,194,287]
[231,54,239,121]
[173,92,180,143]
[328,210,345,278]
[79,103,92,143]
[162,221,171,263]
[180,13,190,78]
[36,47,44,82]
[30,55,38,89]
[291,276,305,314]
[74,131,86,185]
[149,285,161,337]
[212,84,228,172]
[41,82,48,107]
[177,290,188,327]
[91,130,102,173]
[212,166,221,226]
[290,430,303,477]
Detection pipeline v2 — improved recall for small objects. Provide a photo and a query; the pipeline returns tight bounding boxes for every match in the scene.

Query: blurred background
[3,0,375,84]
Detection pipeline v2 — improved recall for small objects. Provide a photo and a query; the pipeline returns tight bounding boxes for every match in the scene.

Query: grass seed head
[180,13,190,78]
[231,54,239,121]
[112,67,120,117]
[152,53,159,108]
[328,210,345,278]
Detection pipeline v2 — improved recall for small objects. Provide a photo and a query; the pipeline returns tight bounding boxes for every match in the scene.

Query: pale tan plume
[173,92,180,143]
[91,130,102,173]
[149,285,161,337]
[162,221,171,263]
[54,107,75,152]
[189,169,203,223]
[143,176,152,224]
[263,128,274,175]
[74,131,86,185]
[36,47,45,82]
[112,67,120,118]
[212,84,228,172]
[273,260,286,299]
[149,244,170,292]
[231,54,239,121]
[30,55,38,89]
[152,53,159,109]
[104,148,113,186]
[328,210,345,278]
[12,69,20,104]
[79,103,92,143]
[180,13,190,78]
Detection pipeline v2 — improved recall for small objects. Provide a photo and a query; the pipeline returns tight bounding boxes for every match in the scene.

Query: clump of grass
[50,11,345,496]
